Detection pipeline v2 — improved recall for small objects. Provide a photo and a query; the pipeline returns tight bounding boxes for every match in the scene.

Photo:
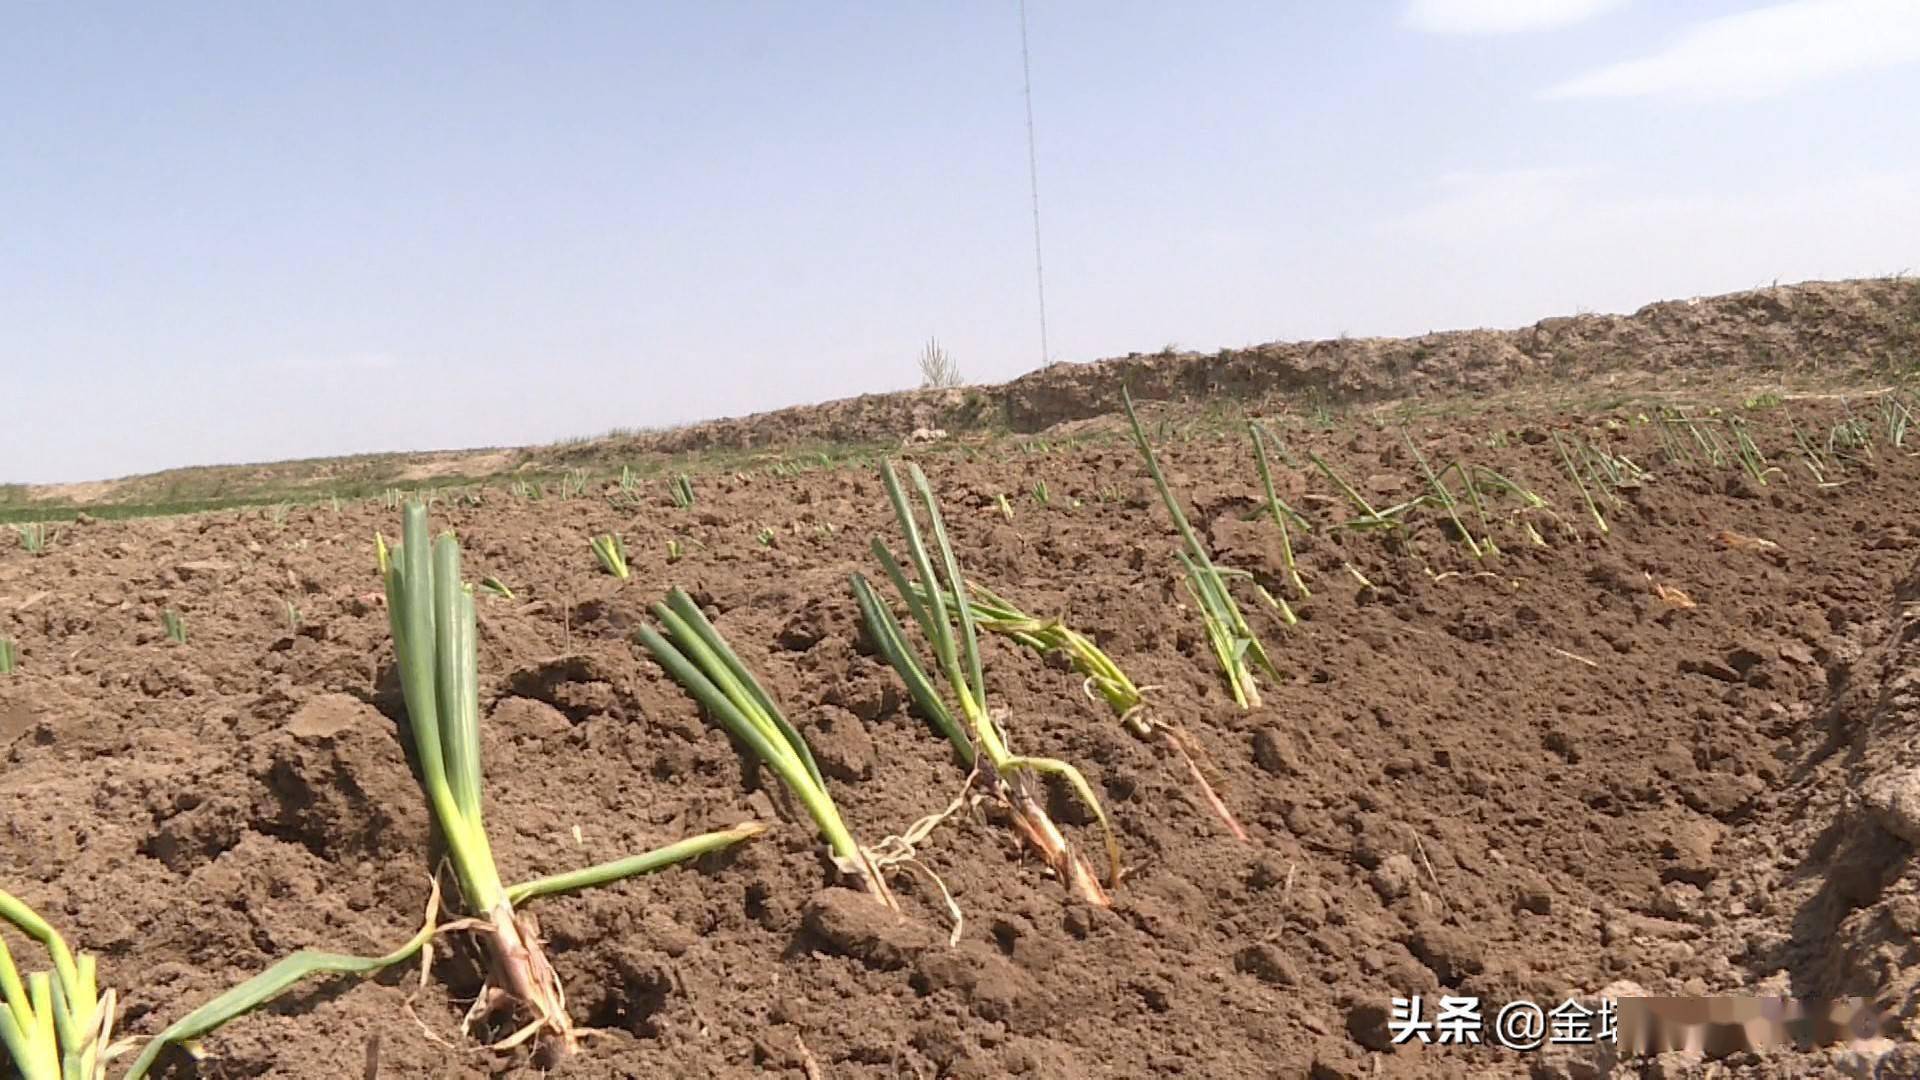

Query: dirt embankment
[589,277,1920,456]
[9,277,1918,512]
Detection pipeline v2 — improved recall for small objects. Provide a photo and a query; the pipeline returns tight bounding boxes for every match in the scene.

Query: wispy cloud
[1378,165,1920,318]
[1403,0,1626,35]
[1548,0,1920,101]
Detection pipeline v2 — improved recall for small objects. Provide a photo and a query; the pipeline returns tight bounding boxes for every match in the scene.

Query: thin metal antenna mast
[1018,0,1050,368]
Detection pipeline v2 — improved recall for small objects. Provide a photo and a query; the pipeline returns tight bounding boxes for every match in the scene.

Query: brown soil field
[6,391,1920,1079]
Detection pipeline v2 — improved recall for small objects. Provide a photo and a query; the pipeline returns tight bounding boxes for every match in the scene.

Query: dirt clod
[1371,852,1420,902]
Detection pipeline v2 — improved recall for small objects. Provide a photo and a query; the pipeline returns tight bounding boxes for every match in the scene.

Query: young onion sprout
[1124,389,1281,708]
[589,534,630,580]
[1879,393,1914,449]
[1553,433,1609,536]
[1248,423,1311,599]
[851,461,1119,906]
[1403,431,1484,559]
[1462,464,1553,546]
[1828,413,1874,463]
[0,889,116,1080]
[1307,452,1425,532]
[1727,418,1780,486]
[1452,459,1500,554]
[377,504,761,1057]
[1653,409,1695,466]
[904,578,1248,841]
[636,589,895,907]
[1791,416,1835,485]
[12,525,49,555]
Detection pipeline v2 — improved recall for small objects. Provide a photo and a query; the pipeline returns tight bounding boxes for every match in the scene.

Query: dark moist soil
[4,398,1919,1079]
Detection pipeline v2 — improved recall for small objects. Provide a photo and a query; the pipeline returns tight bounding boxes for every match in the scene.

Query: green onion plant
[161,609,187,645]
[1727,418,1780,486]
[375,504,762,1056]
[1789,415,1837,486]
[1403,431,1485,559]
[904,578,1248,841]
[904,580,1145,731]
[1249,423,1311,599]
[1462,464,1553,546]
[636,589,894,907]
[1879,394,1914,449]
[1553,433,1609,536]
[1829,414,1875,464]
[0,887,121,1079]
[1591,441,1646,490]
[1124,389,1281,707]
[850,461,1118,906]
[1657,408,1726,467]
[1307,452,1424,532]
[12,525,49,555]
[1653,410,1693,466]
[6,852,477,1079]
[590,534,630,580]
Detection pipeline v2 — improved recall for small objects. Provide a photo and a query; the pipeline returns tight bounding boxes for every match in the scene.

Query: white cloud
[1404,0,1626,35]
[1548,0,1920,101]
[1374,166,1920,329]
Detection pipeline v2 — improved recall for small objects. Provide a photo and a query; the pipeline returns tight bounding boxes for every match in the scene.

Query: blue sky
[5,0,1918,484]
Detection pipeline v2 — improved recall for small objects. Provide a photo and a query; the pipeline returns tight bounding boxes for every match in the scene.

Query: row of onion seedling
[7,389,1911,1075]
[1122,389,1912,710]
[1,464,1181,1073]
